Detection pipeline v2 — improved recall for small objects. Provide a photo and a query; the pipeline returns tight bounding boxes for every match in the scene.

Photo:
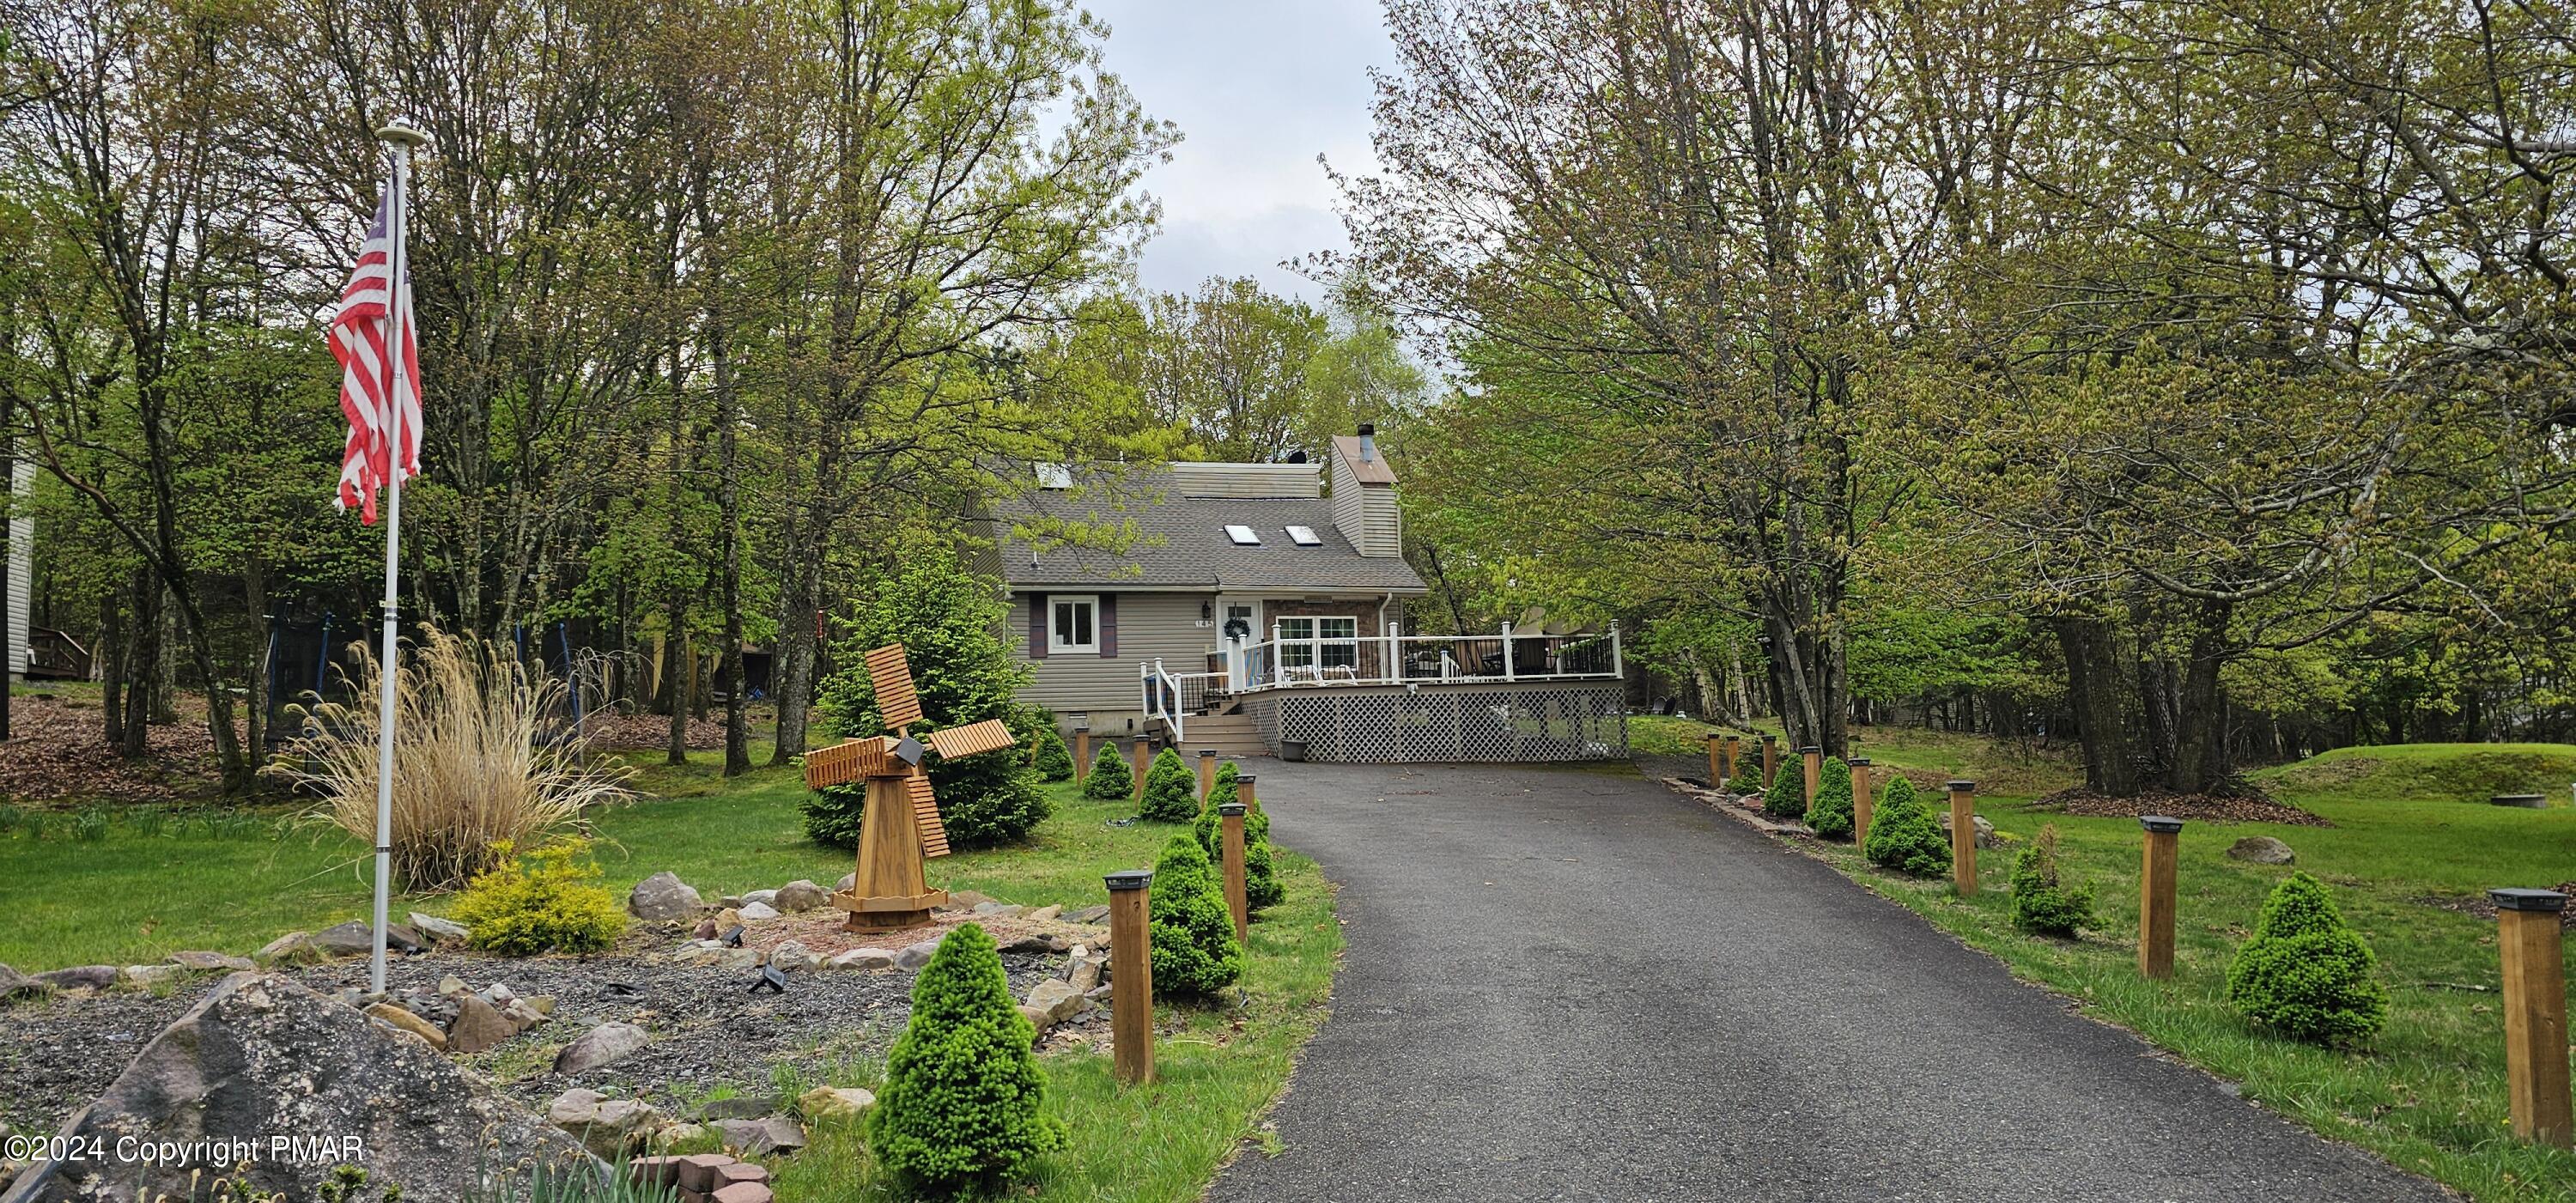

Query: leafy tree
[866,923,1066,1193]
[1139,747,1196,822]
[1147,831,1242,998]
[2226,872,2387,1048]
[1806,758,1856,841]
[804,551,1046,848]
[1862,778,1949,878]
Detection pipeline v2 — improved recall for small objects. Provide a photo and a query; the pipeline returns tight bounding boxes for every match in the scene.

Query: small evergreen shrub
[453,838,626,956]
[866,923,1066,1194]
[1148,832,1242,998]
[1082,744,1133,800]
[2008,823,2094,937]
[1029,726,1074,782]
[1862,777,1950,878]
[1762,756,1807,819]
[1193,768,1286,913]
[1806,757,1856,840]
[1724,755,1762,796]
[2226,872,2388,1047]
[1139,747,1197,822]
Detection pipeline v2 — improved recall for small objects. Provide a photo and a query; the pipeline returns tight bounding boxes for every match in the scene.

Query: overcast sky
[1084,1,1391,301]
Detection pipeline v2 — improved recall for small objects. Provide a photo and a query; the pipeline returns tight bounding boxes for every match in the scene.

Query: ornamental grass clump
[1081,744,1133,800]
[1762,756,1807,820]
[866,922,1066,1194]
[2226,871,2388,1047]
[1139,747,1197,822]
[1028,725,1075,782]
[1862,776,1950,878]
[2008,823,2095,937]
[1149,831,1243,997]
[452,838,626,956]
[1806,757,1856,841]
[269,627,633,891]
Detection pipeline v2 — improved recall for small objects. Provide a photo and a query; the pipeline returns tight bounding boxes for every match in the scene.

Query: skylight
[1224,524,1261,545]
[1285,525,1322,546]
[1035,463,1073,489]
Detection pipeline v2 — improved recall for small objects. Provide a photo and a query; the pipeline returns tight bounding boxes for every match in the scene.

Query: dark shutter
[1028,593,1048,659]
[1099,593,1118,658]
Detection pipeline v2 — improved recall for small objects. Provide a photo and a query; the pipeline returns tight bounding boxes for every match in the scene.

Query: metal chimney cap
[1103,870,1153,892]
[2489,888,2569,913]
[1357,422,1375,436]
[2139,815,2184,834]
[1217,802,1247,817]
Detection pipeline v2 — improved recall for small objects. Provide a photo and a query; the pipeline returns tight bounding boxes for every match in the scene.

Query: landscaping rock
[1068,904,1110,925]
[1066,949,1105,994]
[775,880,830,912]
[1027,903,1064,922]
[1017,1002,1054,1035]
[0,963,53,999]
[253,931,319,965]
[447,993,519,1054]
[170,950,255,973]
[7,973,587,1203]
[120,963,184,989]
[737,901,781,922]
[309,919,424,957]
[555,1020,650,1074]
[797,1086,876,1121]
[1000,932,1068,955]
[895,939,942,970]
[548,1087,664,1157]
[501,998,552,1031]
[693,918,720,940]
[1936,811,2002,849]
[408,911,471,943]
[629,872,706,921]
[768,941,816,973]
[653,1121,708,1149]
[713,1115,805,1156]
[35,965,118,990]
[365,1001,449,1049]
[2227,835,2297,865]
[827,947,896,971]
[741,889,779,908]
[1024,978,1085,1024]
[949,890,999,908]
[694,1094,780,1121]
[971,901,1027,919]
[835,872,855,891]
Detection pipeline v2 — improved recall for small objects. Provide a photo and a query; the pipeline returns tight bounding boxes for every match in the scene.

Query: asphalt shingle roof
[993,476,1426,592]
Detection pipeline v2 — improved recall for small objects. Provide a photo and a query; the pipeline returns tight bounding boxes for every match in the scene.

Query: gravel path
[1208,758,2450,1203]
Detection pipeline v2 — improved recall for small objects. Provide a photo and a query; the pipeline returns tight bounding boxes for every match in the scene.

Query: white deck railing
[1228,621,1620,694]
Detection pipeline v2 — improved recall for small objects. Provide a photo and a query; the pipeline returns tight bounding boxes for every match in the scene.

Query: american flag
[329,189,421,525]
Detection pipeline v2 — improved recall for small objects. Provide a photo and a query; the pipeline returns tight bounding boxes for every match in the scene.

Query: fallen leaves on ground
[0,696,227,803]
[2028,787,2334,828]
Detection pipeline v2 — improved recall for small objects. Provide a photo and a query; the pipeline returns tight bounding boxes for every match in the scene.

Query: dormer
[1327,424,1400,557]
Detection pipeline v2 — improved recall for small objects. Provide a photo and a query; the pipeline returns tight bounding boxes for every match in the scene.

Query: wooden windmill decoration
[803,643,1017,933]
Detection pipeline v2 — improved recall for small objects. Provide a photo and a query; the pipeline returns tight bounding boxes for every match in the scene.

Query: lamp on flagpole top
[375,123,429,149]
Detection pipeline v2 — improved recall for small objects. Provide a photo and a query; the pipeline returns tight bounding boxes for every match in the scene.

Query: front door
[1218,598,1259,689]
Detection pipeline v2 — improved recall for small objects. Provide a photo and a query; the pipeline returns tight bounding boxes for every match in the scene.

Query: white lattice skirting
[1243,683,1628,763]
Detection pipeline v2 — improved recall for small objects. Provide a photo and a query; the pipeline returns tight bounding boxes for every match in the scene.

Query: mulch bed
[0,909,1108,1139]
[2027,787,2333,828]
[0,695,229,804]
[580,711,728,751]
[2415,881,2576,930]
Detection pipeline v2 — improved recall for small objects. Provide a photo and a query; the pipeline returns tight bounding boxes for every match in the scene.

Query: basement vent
[1224,524,1261,545]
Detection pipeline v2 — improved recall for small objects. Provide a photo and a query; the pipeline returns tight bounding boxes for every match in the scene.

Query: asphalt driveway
[1206,760,2447,1203]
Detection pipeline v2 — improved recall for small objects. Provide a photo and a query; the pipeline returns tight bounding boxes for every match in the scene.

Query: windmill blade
[865,644,925,730]
[804,737,896,789]
[907,773,951,858]
[924,718,1016,760]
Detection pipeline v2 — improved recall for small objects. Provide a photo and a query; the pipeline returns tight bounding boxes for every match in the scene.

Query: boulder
[170,951,255,973]
[253,931,319,966]
[796,1086,876,1121]
[628,872,706,921]
[501,999,552,1031]
[35,965,118,990]
[692,918,720,941]
[737,901,781,922]
[712,1116,805,1157]
[547,1088,663,1157]
[894,939,942,970]
[438,975,471,996]
[768,941,816,973]
[7,973,588,1202]
[447,993,519,1054]
[1936,811,2002,849]
[970,901,1027,919]
[1024,979,1085,1024]
[835,872,855,892]
[948,890,998,908]
[999,933,1067,955]
[826,947,896,971]
[554,1021,650,1075]
[120,964,185,989]
[2227,835,2296,865]
[653,1121,708,1149]
[740,890,780,908]
[1026,904,1064,922]
[1065,949,1105,995]
[365,1002,448,1049]
[774,880,830,913]
[309,920,424,957]
[408,912,471,943]
[1016,1003,1054,1035]
[1067,904,1111,925]
[0,963,52,999]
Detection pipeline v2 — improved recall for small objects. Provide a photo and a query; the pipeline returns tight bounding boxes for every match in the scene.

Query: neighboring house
[991,427,1629,763]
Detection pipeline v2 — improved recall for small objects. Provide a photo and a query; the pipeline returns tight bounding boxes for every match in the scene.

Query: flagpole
[369,122,428,998]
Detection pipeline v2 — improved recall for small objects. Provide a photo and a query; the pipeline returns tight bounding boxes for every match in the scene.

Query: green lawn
[1,757,1343,1203]
[1630,714,2084,797]
[1786,742,2576,1201]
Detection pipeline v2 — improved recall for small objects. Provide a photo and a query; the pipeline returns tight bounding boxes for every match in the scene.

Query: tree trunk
[2054,614,2138,796]
[100,587,125,747]
[121,573,157,757]
[664,624,689,766]
[2167,601,2233,793]
[243,556,268,756]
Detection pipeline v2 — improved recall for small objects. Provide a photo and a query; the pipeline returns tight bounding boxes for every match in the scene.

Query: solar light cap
[1847,757,1872,766]
[1235,774,1257,785]
[1800,745,1821,755]
[1218,802,1246,817]
[2488,888,2568,913]
[1946,779,1977,792]
[1103,869,1153,892]
[2139,816,2184,834]
[1199,749,1218,757]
